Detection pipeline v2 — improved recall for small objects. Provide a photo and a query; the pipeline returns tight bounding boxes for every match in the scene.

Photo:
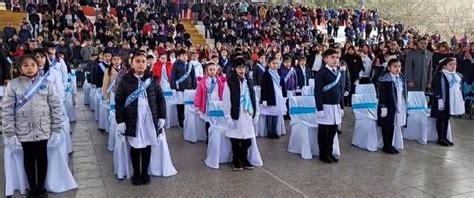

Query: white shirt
[391,73,407,127]
[442,70,465,115]
[316,67,342,125]
[360,54,373,78]
[312,54,323,71]
[190,60,203,78]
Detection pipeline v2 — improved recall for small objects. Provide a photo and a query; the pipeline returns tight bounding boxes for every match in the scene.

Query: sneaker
[142,175,151,185]
[232,162,243,171]
[242,160,254,170]
[132,175,142,186]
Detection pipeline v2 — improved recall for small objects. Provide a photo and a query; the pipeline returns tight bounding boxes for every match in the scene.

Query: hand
[316,111,325,119]
[226,118,235,129]
[408,81,415,88]
[117,123,126,135]
[354,79,359,85]
[343,91,349,97]
[262,101,267,106]
[438,99,445,111]
[426,83,431,89]
[4,136,16,146]
[253,116,259,124]
[4,79,10,85]
[340,109,344,117]
[381,108,388,118]
[50,132,63,146]
[157,119,166,129]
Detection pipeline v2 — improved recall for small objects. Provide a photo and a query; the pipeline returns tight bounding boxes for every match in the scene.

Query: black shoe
[382,147,397,154]
[132,175,142,186]
[446,139,454,146]
[319,155,333,163]
[390,146,400,154]
[328,155,339,163]
[141,175,151,185]
[178,123,183,129]
[437,139,450,146]
[242,160,254,170]
[26,190,36,198]
[232,162,243,171]
[39,189,48,198]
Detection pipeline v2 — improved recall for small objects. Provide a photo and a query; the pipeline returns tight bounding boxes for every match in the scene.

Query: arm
[405,52,414,82]
[194,79,204,110]
[191,69,197,89]
[170,64,178,89]
[115,79,126,124]
[377,82,388,108]
[222,84,232,120]
[48,80,64,133]
[155,81,166,119]
[260,72,269,103]
[314,71,324,111]
[2,81,15,137]
[431,73,442,99]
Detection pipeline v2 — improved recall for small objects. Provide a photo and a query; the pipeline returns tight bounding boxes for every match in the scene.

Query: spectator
[405,37,433,91]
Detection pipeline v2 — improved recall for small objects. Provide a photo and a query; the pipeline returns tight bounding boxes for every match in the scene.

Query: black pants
[318,124,337,157]
[359,77,371,84]
[381,125,394,149]
[177,104,185,126]
[230,138,251,164]
[266,115,278,137]
[436,118,449,141]
[22,140,48,193]
[130,146,151,177]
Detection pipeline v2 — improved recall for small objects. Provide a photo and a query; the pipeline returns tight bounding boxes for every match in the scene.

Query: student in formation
[223,57,260,171]
[431,57,465,146]
[115,51,167,186]
[252,51,266,86]
[314,49,344,163]
[93,48,112,88]
[279,55,298,92]
[171,49,197,128]
[195,62,226,137]
[189,51,204,78]
[377,58,407,154]
[102,52,123,101]
[152,53,173,82]
[146,55,156,70]
[260,57,287,139]
[294,56,313,90]
[3,55,64,197]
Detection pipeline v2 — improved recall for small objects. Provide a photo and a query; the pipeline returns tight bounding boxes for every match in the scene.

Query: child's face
[112,56,122,66]
[21,58,39,77]
[445,60,457,72]
[147,58,155,65]
[324,53,340,67]
[207,64,217,77]
[159,55,167,63]
[270,60,279,70]
[259,56,266,64]
[299,60,306,66]
[34,53,46,67]
[132,56,147,74]
[283,60,291,68]
[235,66,246,78]
[388,62,402,75]
[103,53,112,62]
[178,54,187,62]
[191,53,198,60]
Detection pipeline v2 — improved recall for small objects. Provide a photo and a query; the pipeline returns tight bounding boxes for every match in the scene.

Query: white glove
[226,118,235,129]
[262,101,267,107]
[340,109,344,117]
[253,116,259,124]
[343,91,350,97]
[157,119,166,129]
[4,136,17,146]
[316,111,325,119]
[438,99,444,111]
[117,123,126,135]
[381,108,388,118]
[354,79,359,85]
[49,132,63,147]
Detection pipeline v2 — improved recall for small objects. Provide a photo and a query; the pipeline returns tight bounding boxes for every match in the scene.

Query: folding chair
[183,90,206,143]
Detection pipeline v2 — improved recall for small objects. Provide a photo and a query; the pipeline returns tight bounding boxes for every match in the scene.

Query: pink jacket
[195,75,226,113]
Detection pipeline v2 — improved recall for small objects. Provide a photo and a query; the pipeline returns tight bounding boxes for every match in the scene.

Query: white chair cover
[287,96,340,159]
[355,84,376,94]
[83,81,90,105]
[4,133,78,196]
[351,94,380,151]
[98,100,109,130]
[108,111,117,152]
[65,92,77,122]
[302,86,314,96]
[93,89,102,121]
[427,117,453,142]
[253,86,261,136]
[113,130,177,179]
[175,90,184,104]
[204,101,263,169]
[89,87,96,111]
[308,79,315,88]
[404,91,430,144]
[253,86,287,137]
[163,90,178,129]
[63,115,73,154]
[183,90,206,143]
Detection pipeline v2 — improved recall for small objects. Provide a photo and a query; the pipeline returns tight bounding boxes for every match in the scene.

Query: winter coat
[194,75,226,113]
[376,72,407,127]
[430,71,451,119]
[170,60,197,91]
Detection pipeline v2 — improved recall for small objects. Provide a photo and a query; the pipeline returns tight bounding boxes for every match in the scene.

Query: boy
[171,49,197,128]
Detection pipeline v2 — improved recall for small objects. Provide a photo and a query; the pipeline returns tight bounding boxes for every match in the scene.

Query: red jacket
[152,61,173,81]
[194,75,226,113]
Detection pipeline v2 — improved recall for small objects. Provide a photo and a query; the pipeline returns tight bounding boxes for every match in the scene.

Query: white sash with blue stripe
[124,78,152,107]
[176,63,193,87]
[15,70,50,111]
[323,70,341,92]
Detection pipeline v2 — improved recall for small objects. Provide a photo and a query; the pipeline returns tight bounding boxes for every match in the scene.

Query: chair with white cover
[113,129,178,179]
[64,77,77,122]
[4,133,78,196]
[254,87,287,137]
[355,84,376,94]
[183,90,206,143]
[108,109,117,152]
[404,91,430,144]
[98,99,109,131]
[301,86,314,96]
[63,115,73,154]
[83,80,91,105]
[89,87,96,111]
[351,94,380,151]
[163,90,179,129]
[287,96,340,159]
[94,89,102,121]
[204,101,263,169]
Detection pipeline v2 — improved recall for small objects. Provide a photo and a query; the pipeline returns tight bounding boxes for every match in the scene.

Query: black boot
[38,188,48,198]
[130,148,142,186]
[141,146,151,185]
[382,126,397,154]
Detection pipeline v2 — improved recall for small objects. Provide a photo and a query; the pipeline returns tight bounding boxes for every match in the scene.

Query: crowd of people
[0,1,473,197]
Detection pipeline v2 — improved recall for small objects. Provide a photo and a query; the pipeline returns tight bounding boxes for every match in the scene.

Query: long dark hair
[32,48,50,72]
[383,58,401,74]
[18,54,38,76]
[436,57,456,72]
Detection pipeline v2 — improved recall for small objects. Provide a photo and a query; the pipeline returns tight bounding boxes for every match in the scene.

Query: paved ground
[2,91,474,198]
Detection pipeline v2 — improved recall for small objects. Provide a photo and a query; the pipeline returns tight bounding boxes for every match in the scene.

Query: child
[260,57,287,139]
[102,52,122,101]
[279,55,297,92]
[252,51,266,86]
[377,58,407,154]
[431,58,464,146]
[94,48,112,88]
[295,56,313,90]
[152,54,173,82]
[115,51,167,186]
[314,49,344,163]
[195,62,226,136]
[146,55,156,70]
[171,49,197,128]
[223,57,260,171]
[3,55,63,197]
[44,43,68,90]
[189,51,204,78]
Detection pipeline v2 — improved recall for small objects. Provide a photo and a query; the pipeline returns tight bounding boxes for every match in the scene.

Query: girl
[3,55,63,197]
[359,44,374,84]
[431,58,464,146]
[102,53,122,101]
[189,51,204,78]
[195,62,226,136]
[115,51,167,186]
[152,54,173,82]
[261,57,287,139]
[377,59,407,154]
[223,57,259,171]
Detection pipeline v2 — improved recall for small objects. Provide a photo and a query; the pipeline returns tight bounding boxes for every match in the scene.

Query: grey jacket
[2,76,63,142]
[404,49,433,91]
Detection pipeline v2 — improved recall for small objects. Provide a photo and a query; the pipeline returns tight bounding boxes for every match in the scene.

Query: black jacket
[228,74,256,120]
[92,61,109,87]
[314,67,344,111]
[170,60,197,91]
[294,64,312,89]
[430,72,451,119]
[115,72,166,137]
[260,68,287,106]
[376,72,407,127]
[252,62,265,86]
[0,50,11,85]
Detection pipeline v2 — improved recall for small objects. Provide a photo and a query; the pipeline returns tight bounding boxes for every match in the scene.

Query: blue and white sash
[176,63,193,86]
[98,62,107,73]
[256,63,265,72]
[284,68,296,83]
[269,69,281,87]
[107,78,116,94]
[161,65,168,82]
[240,79,254,114]
[15,71,50,111]
[124,78,152,107]
[323,70,341,92]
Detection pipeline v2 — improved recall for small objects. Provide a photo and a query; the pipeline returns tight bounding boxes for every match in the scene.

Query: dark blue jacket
[170,60,197,91]
[260,68,287,106]
[294,65,312,89]
[252,62,265,86]
[376,72,407,127]
[93,61,109,88]
[430,71,452,119]
[314,66,344,111]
